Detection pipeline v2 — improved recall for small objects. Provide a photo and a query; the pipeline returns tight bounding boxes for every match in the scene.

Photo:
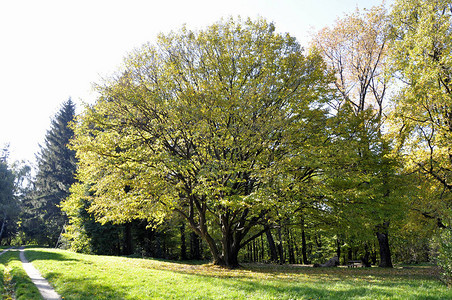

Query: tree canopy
[69,17,333,267]
[389,0,452,221]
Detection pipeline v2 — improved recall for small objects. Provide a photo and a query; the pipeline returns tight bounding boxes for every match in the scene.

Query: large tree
[28,99,77,245]
[0,147,19,243]
[389,0,452,278]
[70,18,332,267]
[313,6,401,267]
[389,0,452,227]
[313,5,389,117]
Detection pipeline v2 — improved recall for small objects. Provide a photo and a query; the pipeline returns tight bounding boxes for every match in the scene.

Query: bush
[437,228,452,286]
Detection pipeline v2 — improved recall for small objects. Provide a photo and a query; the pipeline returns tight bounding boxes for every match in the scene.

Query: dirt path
[19,247,61,300]
[0,247,14,256]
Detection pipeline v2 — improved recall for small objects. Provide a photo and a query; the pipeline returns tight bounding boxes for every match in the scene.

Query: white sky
[0,0,390,164]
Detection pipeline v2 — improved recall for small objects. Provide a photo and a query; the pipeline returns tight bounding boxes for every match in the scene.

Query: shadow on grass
[129,255,441,281]
[11,249,127,300]
[0,250,42,300]
[147,262,449,299]
[239,263,442,281]
[210,273,450,300]
[23,249,80,264]
[123,254,209,266]
[139,258,441,282]
[18,249,450,299]
[224,280,384,299]
[45,271,128,300]
[30,272,126,300]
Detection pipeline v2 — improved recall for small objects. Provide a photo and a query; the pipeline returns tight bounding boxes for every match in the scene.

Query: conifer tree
[0,146,17,243]
[29,99,77,245]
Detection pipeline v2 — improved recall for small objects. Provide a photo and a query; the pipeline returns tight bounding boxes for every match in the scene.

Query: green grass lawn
[0,249,42,300]
[21,248,451,299]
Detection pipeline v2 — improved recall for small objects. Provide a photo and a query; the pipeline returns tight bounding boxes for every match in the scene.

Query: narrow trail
[0,247,13,256]
[18,247,62,300]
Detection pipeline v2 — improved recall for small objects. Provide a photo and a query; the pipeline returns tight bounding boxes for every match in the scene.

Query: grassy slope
[0,249,42,300]
[24,248,451,300]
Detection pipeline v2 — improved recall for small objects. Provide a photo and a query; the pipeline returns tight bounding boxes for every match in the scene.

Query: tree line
[0,0,450,281]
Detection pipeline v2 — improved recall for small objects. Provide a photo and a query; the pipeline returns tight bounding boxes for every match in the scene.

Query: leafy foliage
[389,0,452,272]
[70,17,332,267]
[312,5,389,116]
[313,5,405,268]
[389,0,452,217]
[2,3,448,273]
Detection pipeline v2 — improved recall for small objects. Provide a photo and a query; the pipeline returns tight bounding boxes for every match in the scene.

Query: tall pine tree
[30,99,77,246]
[0,146,18,244]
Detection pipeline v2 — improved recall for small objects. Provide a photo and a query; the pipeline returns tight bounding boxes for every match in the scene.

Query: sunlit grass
[24,247,451,299]
[0,250,42,300]
[0,259,4,298]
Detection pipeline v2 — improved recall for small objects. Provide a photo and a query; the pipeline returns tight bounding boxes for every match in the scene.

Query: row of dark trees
[0,100,78,247]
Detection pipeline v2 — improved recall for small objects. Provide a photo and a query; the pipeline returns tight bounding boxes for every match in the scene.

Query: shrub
[437,228,452,286]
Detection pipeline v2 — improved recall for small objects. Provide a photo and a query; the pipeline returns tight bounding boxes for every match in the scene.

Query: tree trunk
[162,234,168,258]
[277,225,284,264]
[361,243,372,267]
[265,226,278,263]
[179,198,267,268]
[155,233,163,258]
[115,231,121,256]
[286,227,295,264]
[293,235,300,264]
[204,232,224,266]
[216,208,269,268]
[301,217,309,264]
[253,239,258,262]
[371,243,377,265]
[146,227,156,257]
[182,199,224,265]
[376,222,393,268]
[0,213,6,242]
[348,247,353,261]
[247,243,251,262]
[190,232,201,259]
[123,223,132,255]
[336,238,341,265]
[315,233,322,248]
[180,223,187,260]
[218,216,241,268]
[220,238,240,268]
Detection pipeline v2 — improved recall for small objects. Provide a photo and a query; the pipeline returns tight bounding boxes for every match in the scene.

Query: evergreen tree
[0,146,18,244]
[29,99,77,246]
